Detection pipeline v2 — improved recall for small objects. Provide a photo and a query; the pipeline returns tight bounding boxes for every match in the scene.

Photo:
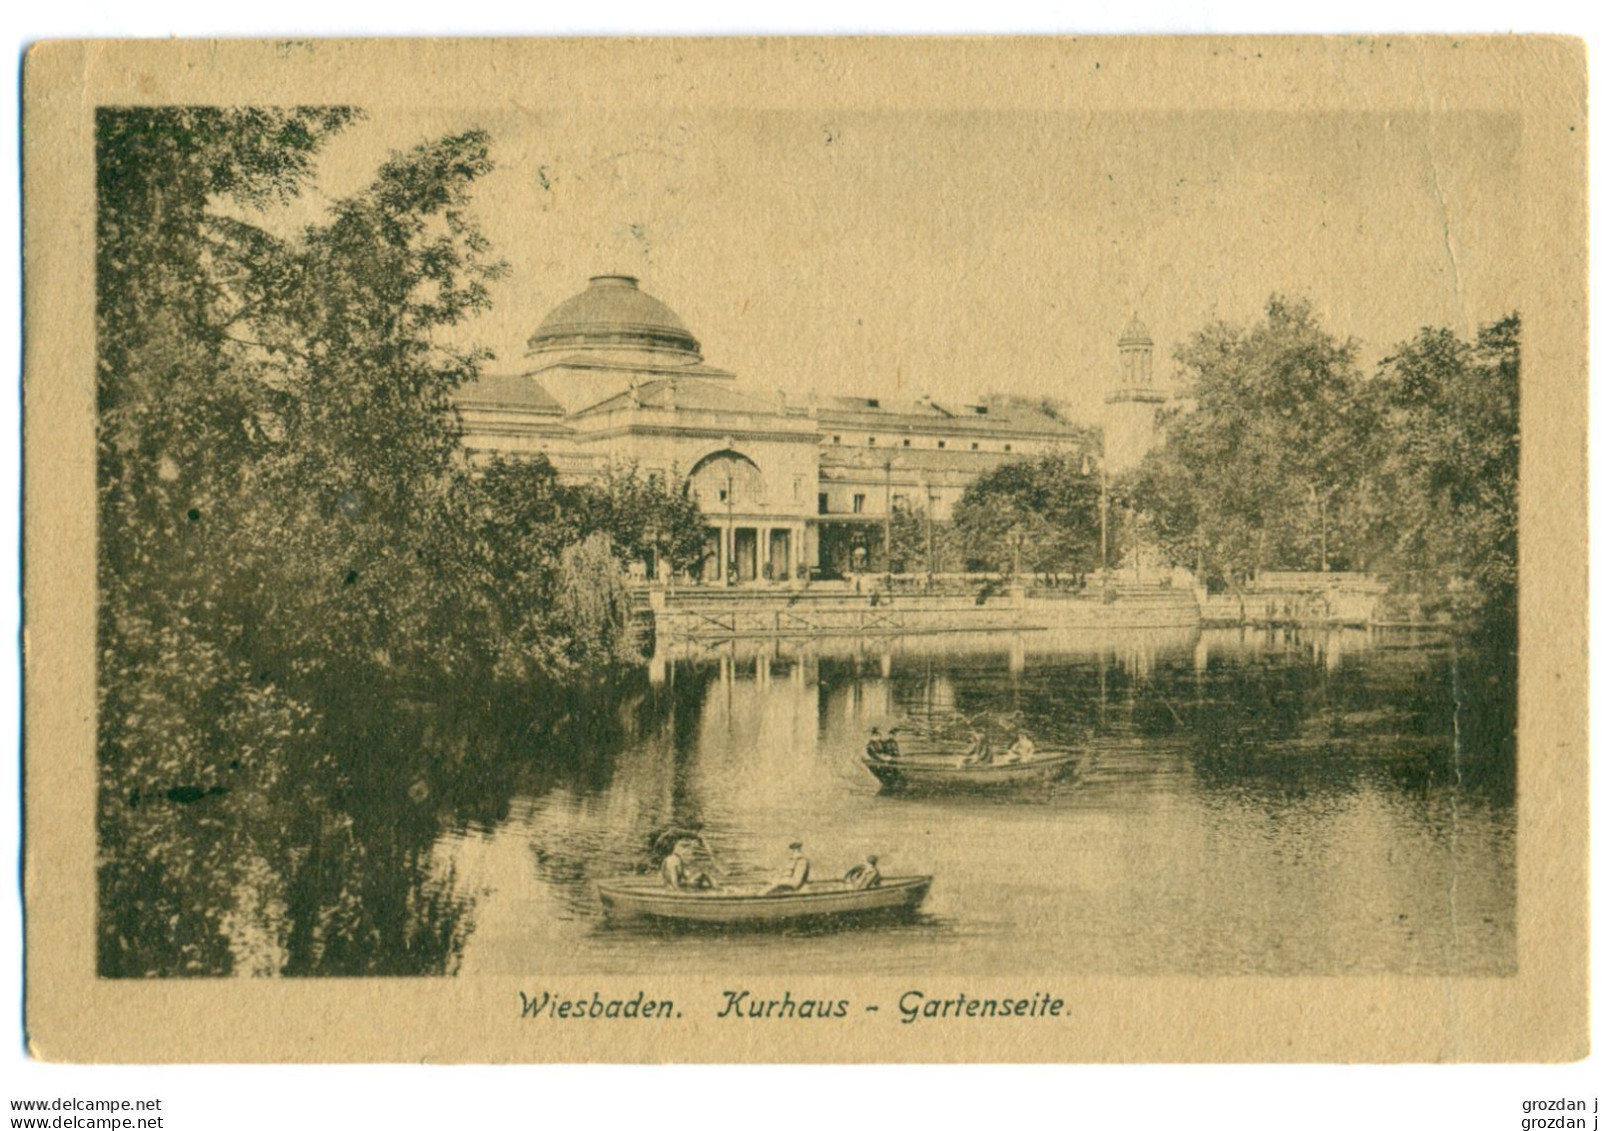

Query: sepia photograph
[20,36,1586,1067]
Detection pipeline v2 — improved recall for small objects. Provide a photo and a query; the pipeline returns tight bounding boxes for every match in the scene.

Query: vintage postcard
[22,37,1586,1062]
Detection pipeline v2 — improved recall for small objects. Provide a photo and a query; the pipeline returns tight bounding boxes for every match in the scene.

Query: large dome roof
[526,275,703,362]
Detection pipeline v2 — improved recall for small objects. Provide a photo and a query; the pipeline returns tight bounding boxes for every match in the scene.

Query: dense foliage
[1122,297,1518,629]
[1356,315,1520,627]
[882,502,967,574]
[951,453,1112,578]
[1119,297,1372,583]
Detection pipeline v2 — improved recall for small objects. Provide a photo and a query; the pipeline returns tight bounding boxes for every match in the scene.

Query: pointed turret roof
[1119,313,1153,347]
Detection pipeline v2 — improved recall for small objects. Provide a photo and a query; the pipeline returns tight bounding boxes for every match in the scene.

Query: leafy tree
[1356,315,1519,628]
[96,107,366,975]
[1128,296,1375,586]
[220,128,508,685]
[550,533,638,666]
[1118,441,1203,576]
[951,454,1108,577]
[1128,298,1518,626]
[885,501,927,573]
[570,462,708,577]
[441,454,580,682]
[93,109,651,975]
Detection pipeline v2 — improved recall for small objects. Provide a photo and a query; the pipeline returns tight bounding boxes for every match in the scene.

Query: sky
[264,105,1522,421]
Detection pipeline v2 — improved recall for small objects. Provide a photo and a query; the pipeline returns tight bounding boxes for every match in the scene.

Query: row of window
[817,491,925,516]
[828,434,1014,453]
[819,492,868,515]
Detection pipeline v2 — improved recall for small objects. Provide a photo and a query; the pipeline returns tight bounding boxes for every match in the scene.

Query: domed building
[456,274,1106,583]
[458,275,821,583]
[526,273,706,371]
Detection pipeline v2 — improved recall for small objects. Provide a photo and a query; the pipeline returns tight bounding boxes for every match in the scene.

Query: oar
[696,834,735,889]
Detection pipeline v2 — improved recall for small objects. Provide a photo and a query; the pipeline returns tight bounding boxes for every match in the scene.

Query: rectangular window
[868,436,877,447]
[818,493,829,515]
[971,442,980,451]
[937,440,947,449]
[832,435,841,444]
[852,494,866,514]
[1004,444,1013,452]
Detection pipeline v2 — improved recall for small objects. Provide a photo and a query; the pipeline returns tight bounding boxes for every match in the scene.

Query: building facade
[457,274,1144,582]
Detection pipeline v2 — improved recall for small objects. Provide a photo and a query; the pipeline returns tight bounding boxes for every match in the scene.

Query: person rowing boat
[961,728,993,765]
[995,733,1038,765]
[764,840,810,895]
[660,835,715,890]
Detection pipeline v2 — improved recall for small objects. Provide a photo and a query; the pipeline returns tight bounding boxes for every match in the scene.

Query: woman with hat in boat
[765,841,811,895]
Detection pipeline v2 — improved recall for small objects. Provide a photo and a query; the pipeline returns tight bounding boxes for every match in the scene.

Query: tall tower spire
[1103,314,1165,473]
[1118,313,1154,387]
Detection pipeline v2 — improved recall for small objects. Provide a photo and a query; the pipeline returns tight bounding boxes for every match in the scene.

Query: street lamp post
[1099,460,1110,595]
[923,478,936,582]
[1307,483,1329,572]
[725,471,735,587]
[1132,503,1141,584]
[1321,499,1328,572]
[883,458,894,577]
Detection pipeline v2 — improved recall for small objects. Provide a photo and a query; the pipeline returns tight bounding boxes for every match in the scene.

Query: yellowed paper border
[22,36,1587,1062]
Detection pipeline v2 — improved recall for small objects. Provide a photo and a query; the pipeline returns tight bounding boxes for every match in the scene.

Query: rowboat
[861,749,1082,793]
[597,875,932,926]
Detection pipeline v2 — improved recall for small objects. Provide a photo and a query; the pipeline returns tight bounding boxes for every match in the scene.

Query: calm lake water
[424,627,1515,978]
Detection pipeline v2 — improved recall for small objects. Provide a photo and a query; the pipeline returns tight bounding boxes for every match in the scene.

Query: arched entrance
[686,449,791,584]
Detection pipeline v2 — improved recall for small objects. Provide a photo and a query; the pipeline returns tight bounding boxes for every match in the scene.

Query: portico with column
[456,273,1107,585]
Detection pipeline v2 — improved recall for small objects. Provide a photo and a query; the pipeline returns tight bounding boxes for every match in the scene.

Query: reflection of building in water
[456,274,1115,580]
[841,673,895,723]
[1312,627,1369,672]
[1114,633,1158,681]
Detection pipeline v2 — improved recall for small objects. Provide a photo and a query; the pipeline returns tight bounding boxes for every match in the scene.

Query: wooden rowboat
[597,875,932,926]
[861,749,1082,793]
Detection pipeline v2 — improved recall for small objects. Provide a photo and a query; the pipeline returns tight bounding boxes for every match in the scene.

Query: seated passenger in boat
[997,733,1037,764]
[882,728,903,759]
[843,854,881,890]
[865,726,887,761]
[661,837,714,890]
[765,841,811,894]
[962,729,993,765]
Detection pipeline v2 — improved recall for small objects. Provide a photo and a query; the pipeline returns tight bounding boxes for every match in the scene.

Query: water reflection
[165,626,1514,978]
[428,627,1512,977]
